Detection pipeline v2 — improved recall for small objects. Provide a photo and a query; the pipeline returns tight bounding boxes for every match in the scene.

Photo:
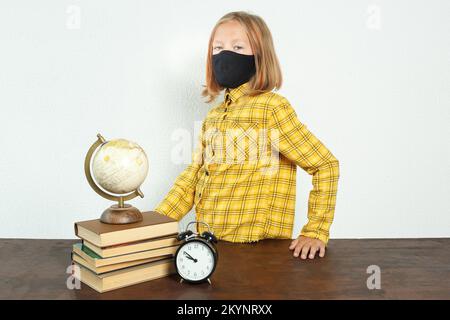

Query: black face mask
[212,50,256,89]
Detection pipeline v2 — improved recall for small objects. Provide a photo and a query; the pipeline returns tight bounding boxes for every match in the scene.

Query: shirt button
[205,170,209,176]
[224,108,228,112]
[198,192,202,197]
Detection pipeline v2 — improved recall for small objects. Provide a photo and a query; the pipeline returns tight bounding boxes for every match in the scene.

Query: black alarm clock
[174,221,218,284]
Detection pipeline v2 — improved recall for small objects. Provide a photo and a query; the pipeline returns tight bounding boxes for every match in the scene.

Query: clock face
[175,240,216,282]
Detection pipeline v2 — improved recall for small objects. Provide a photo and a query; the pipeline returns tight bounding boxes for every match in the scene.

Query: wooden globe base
[100,204,143,224]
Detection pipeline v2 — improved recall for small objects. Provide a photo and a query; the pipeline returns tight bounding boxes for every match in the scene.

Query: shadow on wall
[154,53,217,226]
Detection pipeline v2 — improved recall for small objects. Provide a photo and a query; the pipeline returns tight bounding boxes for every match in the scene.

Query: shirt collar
[224,81,250,104]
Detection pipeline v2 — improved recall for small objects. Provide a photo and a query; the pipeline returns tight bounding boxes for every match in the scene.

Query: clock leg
[207,278,211,285]
[179,278,184,284]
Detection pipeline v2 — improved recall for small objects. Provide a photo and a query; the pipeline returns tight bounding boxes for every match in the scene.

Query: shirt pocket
[224,120,261,166]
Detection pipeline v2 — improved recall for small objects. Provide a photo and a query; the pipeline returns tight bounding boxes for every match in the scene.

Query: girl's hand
[289,235,326,259]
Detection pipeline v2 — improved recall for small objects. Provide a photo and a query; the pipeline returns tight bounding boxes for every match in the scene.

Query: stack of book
[72,210,180,293]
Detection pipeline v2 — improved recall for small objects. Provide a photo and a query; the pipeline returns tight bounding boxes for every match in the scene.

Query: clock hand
[183,251,194,259]
[183,251,198,263]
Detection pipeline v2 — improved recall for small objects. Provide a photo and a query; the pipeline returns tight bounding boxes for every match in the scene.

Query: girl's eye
[212,46,243,51]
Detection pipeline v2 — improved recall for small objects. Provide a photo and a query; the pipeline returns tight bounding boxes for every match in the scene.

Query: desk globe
[84,133,149,224]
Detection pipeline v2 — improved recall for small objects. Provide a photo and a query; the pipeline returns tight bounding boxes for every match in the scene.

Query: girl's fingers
[301,245,310,259]
[308,246,318,259]
[291,239,326,260]
[289,238,298,250]
[319,246,326,257]
[293,241,304,257]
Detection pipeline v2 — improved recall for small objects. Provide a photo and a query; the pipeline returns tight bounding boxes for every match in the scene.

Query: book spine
[74,223,79,238]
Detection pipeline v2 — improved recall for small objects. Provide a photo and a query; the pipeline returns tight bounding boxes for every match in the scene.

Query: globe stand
[100,203,143,224]
[85,133,146,225]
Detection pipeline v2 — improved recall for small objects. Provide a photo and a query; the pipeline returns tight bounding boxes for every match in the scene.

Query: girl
[154,11,340,260]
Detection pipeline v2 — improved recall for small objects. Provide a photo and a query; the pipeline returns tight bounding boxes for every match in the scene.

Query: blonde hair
[201,11,283,103]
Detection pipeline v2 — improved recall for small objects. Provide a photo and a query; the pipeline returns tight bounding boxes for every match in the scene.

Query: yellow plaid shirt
[154,81,340,244]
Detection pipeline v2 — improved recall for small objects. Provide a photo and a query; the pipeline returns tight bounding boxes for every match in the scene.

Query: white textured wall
[0,0,449,239]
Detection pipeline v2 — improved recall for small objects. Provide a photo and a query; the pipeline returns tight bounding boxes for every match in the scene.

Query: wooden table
[0,238,448,299]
